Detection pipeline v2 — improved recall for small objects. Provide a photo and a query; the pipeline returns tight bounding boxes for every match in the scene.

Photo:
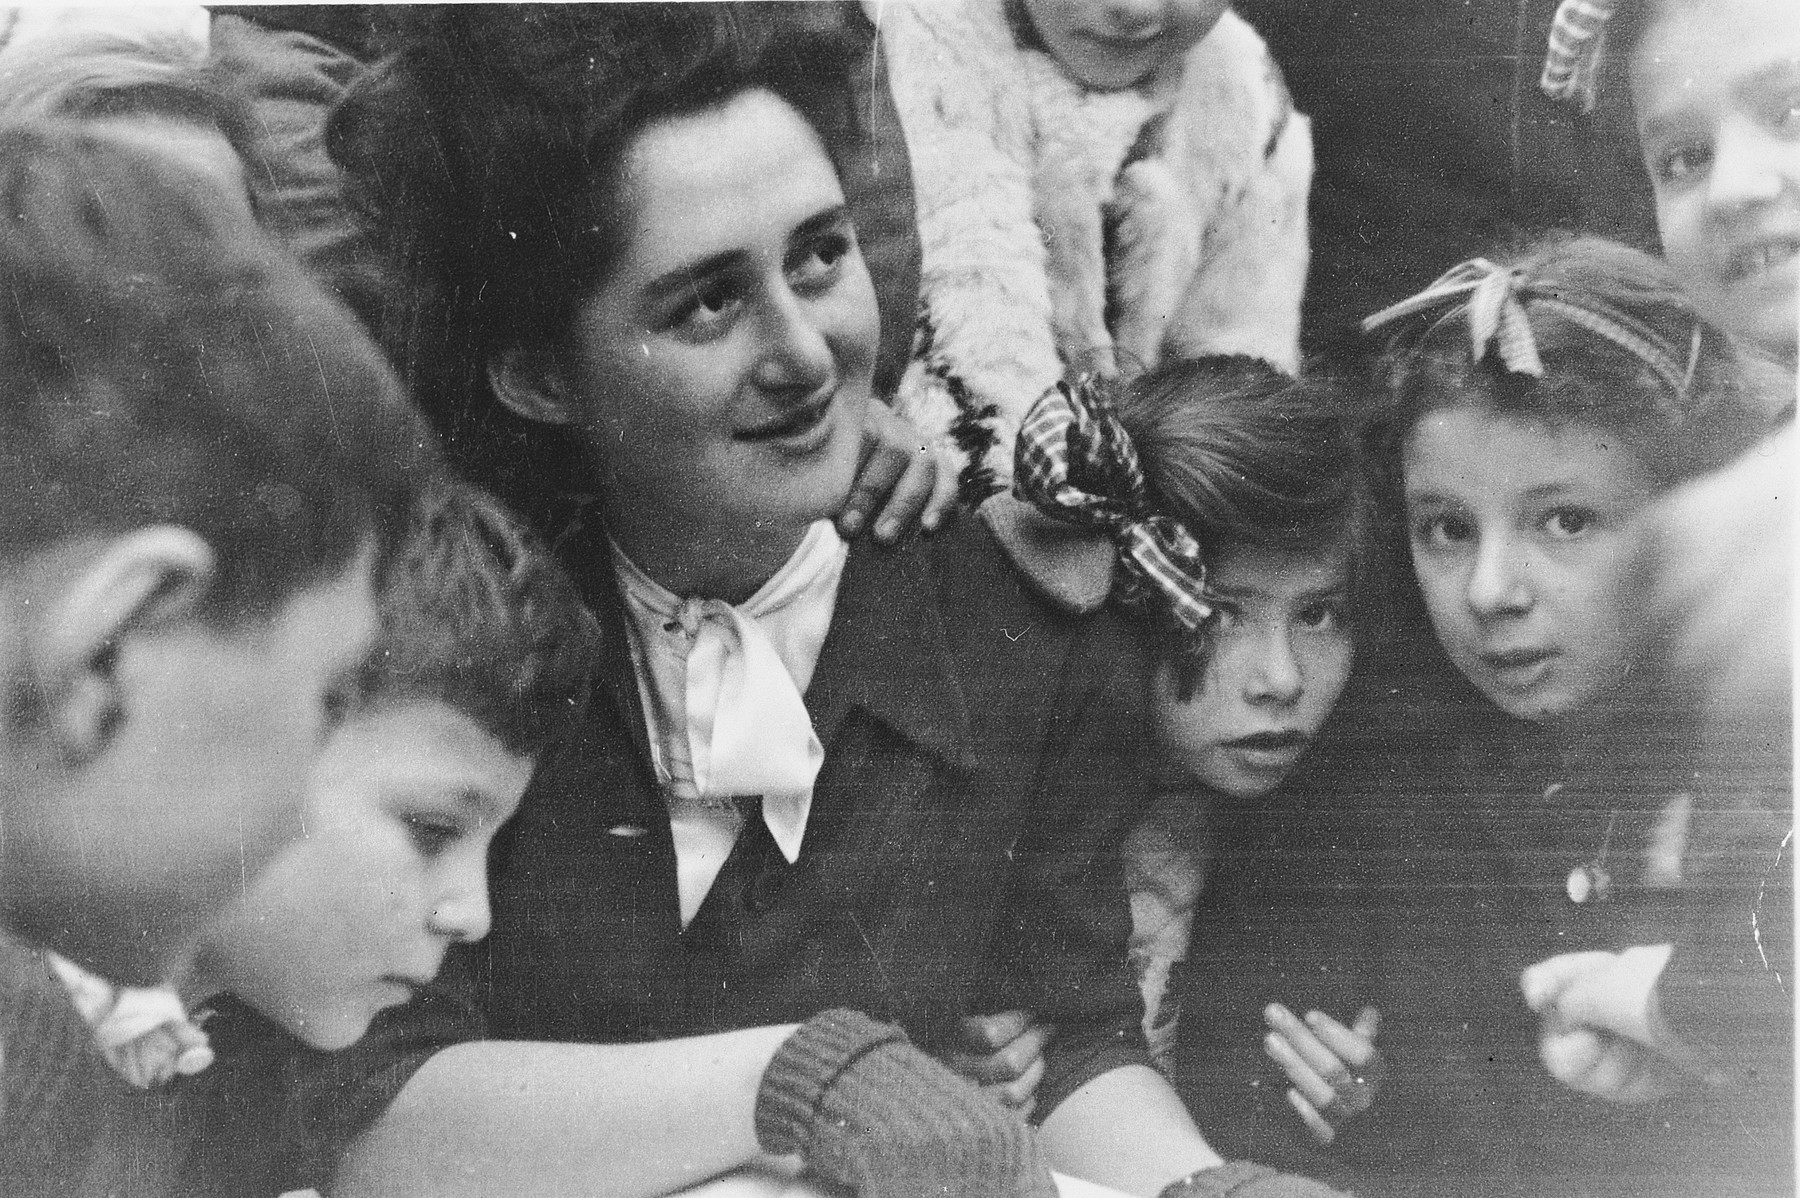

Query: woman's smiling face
[558,88,878,594]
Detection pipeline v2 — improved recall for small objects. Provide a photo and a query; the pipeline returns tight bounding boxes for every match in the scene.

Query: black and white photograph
[0,2,1791,1196]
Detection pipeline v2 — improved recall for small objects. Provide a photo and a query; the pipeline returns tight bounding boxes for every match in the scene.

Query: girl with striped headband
[1301,232,1773,1194]
[1542,0,1799,371]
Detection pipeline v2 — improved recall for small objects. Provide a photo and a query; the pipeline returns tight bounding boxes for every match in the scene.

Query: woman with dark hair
[285,8,1345,1198]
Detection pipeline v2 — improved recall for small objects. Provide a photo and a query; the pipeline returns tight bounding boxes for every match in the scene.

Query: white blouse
[611,521,849,926]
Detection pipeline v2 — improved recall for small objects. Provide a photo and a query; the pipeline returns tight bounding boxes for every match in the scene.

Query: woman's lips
[736,391,834,444]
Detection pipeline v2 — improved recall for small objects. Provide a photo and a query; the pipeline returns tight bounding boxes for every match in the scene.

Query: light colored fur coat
[877,0,1312,493]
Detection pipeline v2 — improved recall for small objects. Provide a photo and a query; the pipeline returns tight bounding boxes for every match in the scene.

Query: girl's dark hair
[329,5,863,521]
[1114,355,1380,684]
[1363,234,1768,510]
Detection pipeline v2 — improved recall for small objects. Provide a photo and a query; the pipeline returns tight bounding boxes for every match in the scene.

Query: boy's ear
[488,349,577,426]
[39,527,216,765]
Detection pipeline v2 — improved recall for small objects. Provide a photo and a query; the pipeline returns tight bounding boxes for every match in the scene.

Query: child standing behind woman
[880,0,1311,496]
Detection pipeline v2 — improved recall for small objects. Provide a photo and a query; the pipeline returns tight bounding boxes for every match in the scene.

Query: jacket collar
[562,514,970,773]
[806,533,971,765]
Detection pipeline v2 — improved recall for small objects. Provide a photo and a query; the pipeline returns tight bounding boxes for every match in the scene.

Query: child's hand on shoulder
[836,403,960,543]
[1262,1003,1383,1145]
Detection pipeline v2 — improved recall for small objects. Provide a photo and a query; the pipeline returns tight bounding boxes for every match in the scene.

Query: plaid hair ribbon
[1540,0,1619,112]
[1014,376,1213,636]
[1362,256,1700,415]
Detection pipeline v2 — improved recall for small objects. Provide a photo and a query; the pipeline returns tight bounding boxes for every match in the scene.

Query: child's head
[1115,357,1373,800]
[194,483,599,1050]
[1365,235,1767,729]
[1014,0,1228,91]
[0,27,258,217]
[0,119,437,983]
[1543,0,1799,363]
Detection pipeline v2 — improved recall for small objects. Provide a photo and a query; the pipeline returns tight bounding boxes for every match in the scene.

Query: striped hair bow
[1540,0,1619,112]
[1361,256,1700,414]
[1014,375,1213,638]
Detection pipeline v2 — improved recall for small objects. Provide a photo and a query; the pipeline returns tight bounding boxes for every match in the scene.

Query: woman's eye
[788,232,853,292]
[1411,513,1472,548]
[1543,507,1595,539]
[668,280,741,338]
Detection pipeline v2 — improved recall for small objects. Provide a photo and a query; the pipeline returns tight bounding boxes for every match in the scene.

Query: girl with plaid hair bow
[985,354,1380,1103]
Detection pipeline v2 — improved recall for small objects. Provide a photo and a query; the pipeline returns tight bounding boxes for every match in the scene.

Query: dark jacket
[285,517,1155,1183]
[1176,652,1793,1198]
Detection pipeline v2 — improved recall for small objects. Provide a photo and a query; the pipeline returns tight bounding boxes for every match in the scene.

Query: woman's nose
[428,874,492,945]
[1707,117,1787,213]
[752,287,834,397]
[1465,533,1532,618]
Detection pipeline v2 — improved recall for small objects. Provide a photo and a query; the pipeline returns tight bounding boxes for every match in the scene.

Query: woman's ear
[489,349,578,426]
[38,527,216,765]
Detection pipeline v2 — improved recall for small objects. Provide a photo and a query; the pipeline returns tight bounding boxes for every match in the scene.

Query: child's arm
[879,0,1069,487]
[1111,12,1311,376]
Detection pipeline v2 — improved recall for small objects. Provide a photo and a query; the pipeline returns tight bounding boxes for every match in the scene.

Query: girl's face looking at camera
[199,701,532,1051]
[1153,543,1354,801]
[1404,406,1659,727]
[557,88,877,589]
[1630,0,1800,361]
[1021,0,1227,90]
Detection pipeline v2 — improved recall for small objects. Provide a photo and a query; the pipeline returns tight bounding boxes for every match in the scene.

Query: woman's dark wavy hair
[329,4,864,522]
[1361,234,1769,513]
[1114,355,1381,688]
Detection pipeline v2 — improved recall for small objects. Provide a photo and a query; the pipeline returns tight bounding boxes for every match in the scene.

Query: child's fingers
[1264,1004,1350,1082]
[1302,1008,1379,1069]
[1520,950,1613,1012]
[920,442,960,533]
[870,446,939,543]
[959,1009,1035,1051]
[1264,1030,1336,1112]
[1286,1087,1338,1146]
[1353,1006,1381,1041]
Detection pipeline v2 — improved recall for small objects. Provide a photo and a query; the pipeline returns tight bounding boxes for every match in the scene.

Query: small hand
[837,404,959,543]
[1534,1019,1681,1105]
[1521,945,1698,1103]
[1263,1003,1383,1145]
[944,1009,1054,1117]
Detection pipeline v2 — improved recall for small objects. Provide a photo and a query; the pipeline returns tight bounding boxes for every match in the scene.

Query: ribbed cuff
[754,1009,907,1156]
